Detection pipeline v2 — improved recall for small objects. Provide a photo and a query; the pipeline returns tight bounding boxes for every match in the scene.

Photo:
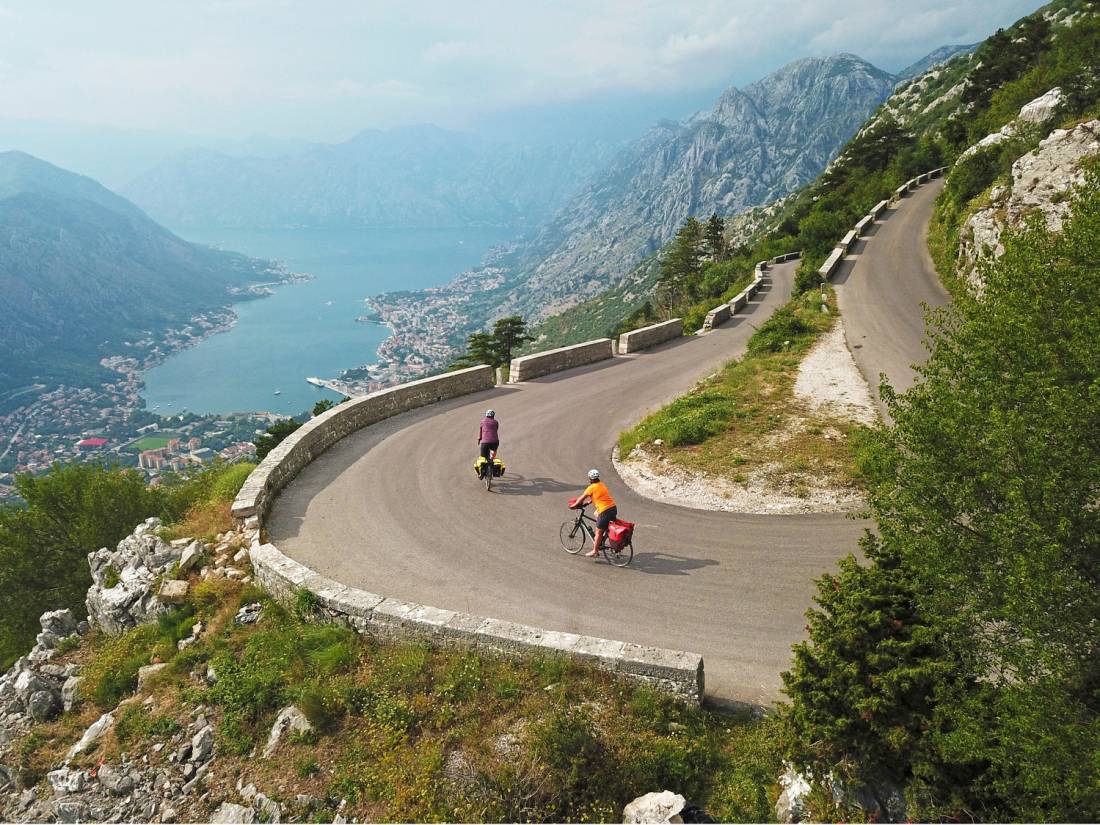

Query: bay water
[142,226,514,416]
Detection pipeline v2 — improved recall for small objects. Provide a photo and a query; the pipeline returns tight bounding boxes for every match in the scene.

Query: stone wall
[231,365,493,521]
[250,543,705,702]
[618,318,684,354]
[508,338,614,382]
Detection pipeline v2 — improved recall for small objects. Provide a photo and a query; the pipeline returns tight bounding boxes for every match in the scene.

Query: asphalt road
[269,185,945,706]
[834,179,949,419]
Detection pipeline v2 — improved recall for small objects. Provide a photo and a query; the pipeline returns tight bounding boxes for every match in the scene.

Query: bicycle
[480,448,497,492]
[559,504,633,567]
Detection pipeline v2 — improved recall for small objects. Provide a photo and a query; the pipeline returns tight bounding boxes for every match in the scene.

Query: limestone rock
[191,724,215,763]
[212,801,256,823]
[27,688,60,722]
[960,119,1100,283]
[85,518,185,635]
[158,580,189,604]
[67,712,114,760]
[775,765,812,823]
[137,663,169,691]
[40,609,78,638]
[47,767,87,795]
[234,603,263,626]
[97,764,135,796]
[178,541,203,574]
[624,790,687,823]
[1018,87,1063,124]
[262,705,313,758]
[62,675,83,712]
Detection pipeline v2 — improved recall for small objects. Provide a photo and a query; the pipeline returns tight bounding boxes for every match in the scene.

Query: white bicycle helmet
[485,409,495,418]
[587,468,600,481]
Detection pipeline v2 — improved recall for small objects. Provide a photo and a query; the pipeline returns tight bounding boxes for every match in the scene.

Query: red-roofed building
[76,437,108,450]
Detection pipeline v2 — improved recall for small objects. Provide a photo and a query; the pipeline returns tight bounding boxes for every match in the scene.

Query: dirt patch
[614,446,866,515]
[793,320,877,426]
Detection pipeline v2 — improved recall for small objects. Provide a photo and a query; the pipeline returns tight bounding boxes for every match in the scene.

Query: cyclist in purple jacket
[477,410,499,479]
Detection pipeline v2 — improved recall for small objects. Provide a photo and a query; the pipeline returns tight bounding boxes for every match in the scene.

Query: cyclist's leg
[587,506,616,557]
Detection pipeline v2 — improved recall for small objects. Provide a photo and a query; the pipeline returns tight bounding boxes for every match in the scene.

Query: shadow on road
[491,473,575,497]
[626,551,719,576]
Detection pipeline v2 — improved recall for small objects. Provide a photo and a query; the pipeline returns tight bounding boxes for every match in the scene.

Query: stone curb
[250,543,704,703]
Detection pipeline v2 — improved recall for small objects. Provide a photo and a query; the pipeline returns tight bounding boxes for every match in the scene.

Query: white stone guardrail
[820,167,946,283]
[618,318,684,354]
[232,351,704,701]
[702,251,801,331]
[508,338,615,382]
[232,365,495,522]
[251,543,703,702]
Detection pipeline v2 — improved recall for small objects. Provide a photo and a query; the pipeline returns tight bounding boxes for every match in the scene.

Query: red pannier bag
[567,496,584,509]
[606,519,634,549]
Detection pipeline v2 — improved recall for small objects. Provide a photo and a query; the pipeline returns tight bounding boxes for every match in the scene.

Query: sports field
[131,435,174,452]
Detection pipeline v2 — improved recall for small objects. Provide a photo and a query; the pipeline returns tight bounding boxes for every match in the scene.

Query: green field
[130,435,175,452]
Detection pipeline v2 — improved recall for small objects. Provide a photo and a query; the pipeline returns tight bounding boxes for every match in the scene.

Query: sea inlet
[142,226,515,416]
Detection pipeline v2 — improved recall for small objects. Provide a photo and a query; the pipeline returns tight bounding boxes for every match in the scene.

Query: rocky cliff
[368,54,898,377]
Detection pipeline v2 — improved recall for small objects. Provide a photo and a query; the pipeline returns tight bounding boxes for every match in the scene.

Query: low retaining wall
[771,251,802,264]
[251,542,704,702]
[702,302,732,331]
[854,215,874,236]
[838,229,858,253]
[818,246,846,281]
[618,318,683,354]
[231,365,494,521]
[509,338,614,382]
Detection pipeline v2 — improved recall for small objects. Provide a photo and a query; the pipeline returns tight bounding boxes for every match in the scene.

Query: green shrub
[115,703,182,743]
[747,305,814,355]
[83,625,165,708]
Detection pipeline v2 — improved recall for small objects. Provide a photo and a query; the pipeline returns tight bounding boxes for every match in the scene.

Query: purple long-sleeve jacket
[478,417,499,443]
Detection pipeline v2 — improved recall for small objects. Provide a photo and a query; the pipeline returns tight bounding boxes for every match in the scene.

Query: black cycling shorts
[596,506,618,530]
[479,441,499,461]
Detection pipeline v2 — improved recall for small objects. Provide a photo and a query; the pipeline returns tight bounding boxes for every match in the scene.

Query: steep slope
[495,54,895,319]
[124,125,615,230]
[0,152,274,392]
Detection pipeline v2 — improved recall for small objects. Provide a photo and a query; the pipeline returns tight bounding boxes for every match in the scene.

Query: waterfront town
[0,312,284,504]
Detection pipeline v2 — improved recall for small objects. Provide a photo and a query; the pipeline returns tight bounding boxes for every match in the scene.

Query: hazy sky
[0,1,1042,142]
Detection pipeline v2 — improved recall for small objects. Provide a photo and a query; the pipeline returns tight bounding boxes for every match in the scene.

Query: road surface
[834,179,949,419]
[269,185,946,706]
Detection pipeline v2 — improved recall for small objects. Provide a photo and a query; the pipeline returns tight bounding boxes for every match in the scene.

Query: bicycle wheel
[559,519,586,554]
[605,540,633,567]
[485,464,493,492]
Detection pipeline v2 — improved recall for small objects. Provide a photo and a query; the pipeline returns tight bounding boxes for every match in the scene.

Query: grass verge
[619,288,872,497]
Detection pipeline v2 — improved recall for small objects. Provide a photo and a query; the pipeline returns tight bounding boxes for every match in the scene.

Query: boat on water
[273,389,282,396]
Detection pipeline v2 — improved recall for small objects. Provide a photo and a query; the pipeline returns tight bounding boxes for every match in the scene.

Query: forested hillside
[0,152,276,393]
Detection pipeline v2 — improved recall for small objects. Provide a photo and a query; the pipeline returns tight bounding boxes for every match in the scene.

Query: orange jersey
[583,481,616,513]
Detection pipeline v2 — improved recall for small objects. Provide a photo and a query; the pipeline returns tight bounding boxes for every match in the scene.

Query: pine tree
[704,213,727,261]
[491,316,533,365]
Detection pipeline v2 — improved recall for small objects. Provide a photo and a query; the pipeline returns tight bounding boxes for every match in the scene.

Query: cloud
[423,39,481,64]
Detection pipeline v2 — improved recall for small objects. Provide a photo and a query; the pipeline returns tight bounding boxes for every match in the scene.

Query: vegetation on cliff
[782,166,1100,822]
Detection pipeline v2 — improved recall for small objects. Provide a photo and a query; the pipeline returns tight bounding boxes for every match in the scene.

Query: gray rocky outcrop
[85,517,184,634]
[624,790,687,823]
[960,118,1100,282]
[262,705,313,758]
[0,609,85,744]
[957,88,1065,163]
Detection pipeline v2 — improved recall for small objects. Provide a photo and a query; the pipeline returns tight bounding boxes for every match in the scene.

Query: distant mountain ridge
[488,53,897,320]
[365,53,903,377]
[124,125,616,230]
[0,151,272,392]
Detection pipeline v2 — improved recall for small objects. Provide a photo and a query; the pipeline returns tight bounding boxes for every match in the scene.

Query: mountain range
[124,126,617,231]
[0,151,272,393]
[365,52,907,375]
